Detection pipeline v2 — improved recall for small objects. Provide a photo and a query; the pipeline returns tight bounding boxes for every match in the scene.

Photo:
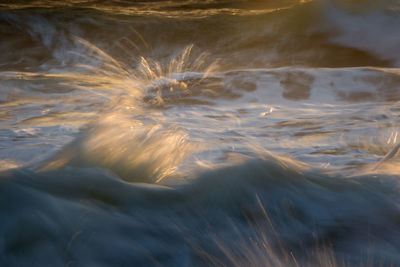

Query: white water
[1,0,400,266]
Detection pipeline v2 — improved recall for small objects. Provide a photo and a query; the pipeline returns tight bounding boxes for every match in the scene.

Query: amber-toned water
[1,0,400,266]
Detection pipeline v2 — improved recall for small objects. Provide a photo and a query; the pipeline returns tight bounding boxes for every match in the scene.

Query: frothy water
[1,0,400,266]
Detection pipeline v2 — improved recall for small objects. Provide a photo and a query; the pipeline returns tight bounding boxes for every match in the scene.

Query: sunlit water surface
[1,0,400,266]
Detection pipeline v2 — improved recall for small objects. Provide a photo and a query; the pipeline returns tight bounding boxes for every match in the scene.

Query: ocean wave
[1,0,399,72]
[1,151,400,265]
[1,1,400,265]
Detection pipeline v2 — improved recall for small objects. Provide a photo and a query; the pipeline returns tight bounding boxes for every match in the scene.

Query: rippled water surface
[1,0,400,266]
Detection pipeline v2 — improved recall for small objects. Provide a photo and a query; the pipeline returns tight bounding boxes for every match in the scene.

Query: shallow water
[1,0,400,266]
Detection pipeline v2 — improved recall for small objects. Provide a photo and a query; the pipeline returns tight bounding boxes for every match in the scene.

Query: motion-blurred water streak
[1,0,400,265]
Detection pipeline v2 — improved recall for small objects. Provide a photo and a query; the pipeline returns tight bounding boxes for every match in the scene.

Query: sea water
[1,0,400,266]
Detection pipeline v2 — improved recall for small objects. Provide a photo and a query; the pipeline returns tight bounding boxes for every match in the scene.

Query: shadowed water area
[1,0,400,266]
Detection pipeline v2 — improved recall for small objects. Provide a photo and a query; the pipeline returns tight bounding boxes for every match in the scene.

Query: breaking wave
[1,0,400,266]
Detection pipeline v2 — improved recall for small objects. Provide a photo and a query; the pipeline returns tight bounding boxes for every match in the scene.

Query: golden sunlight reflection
[0,0,400,266]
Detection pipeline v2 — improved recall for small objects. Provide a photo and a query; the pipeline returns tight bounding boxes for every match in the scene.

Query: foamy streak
[2,64,400,173]
[1,1,400,265]
[39,112,193,183]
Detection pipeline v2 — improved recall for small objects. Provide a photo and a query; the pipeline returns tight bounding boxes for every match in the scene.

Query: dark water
[1,0,400,266]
